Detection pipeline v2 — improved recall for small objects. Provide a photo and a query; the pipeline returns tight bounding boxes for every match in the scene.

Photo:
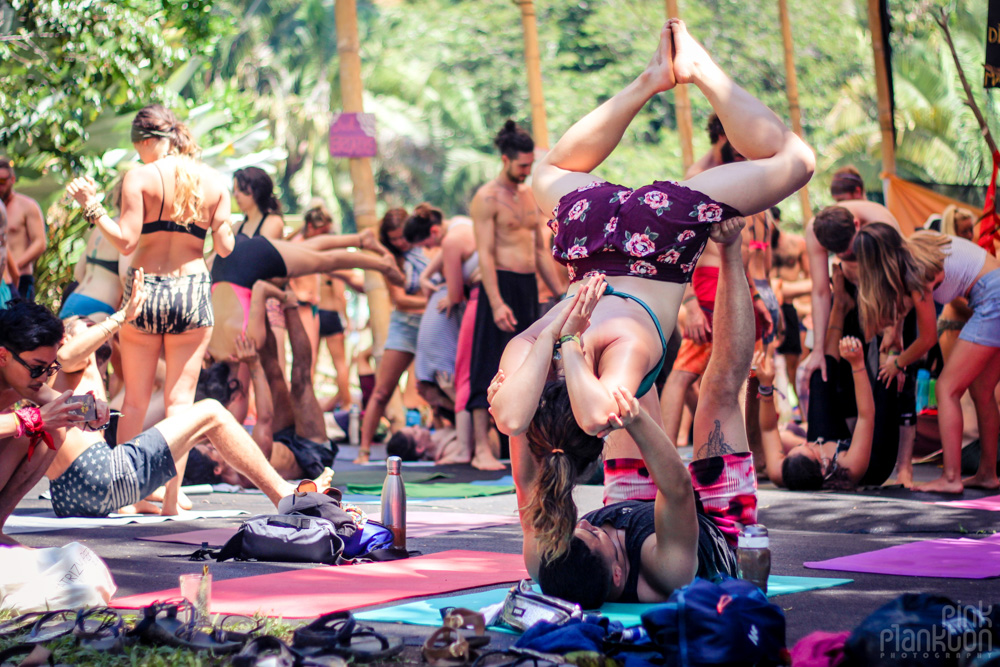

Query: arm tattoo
[696,420,736,459]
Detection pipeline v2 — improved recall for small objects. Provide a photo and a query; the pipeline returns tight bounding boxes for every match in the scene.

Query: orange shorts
[674,337,712,376]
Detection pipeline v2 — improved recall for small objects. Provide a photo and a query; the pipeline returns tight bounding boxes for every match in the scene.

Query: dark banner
[987,0,1000,87]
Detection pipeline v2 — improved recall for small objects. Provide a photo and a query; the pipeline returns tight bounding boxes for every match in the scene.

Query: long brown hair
[854,223,947,337]
[522,380,604,562]
[131,105,203,226]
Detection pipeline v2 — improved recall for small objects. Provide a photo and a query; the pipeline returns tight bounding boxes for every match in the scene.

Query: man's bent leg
[154,400,310,507]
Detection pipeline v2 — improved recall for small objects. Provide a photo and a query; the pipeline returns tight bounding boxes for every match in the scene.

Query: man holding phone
[0,301,94,544]
[48,270,331,517]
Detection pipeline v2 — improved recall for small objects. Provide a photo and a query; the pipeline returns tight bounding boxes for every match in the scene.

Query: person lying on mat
[185,284,337,487]
[0,301,93,544]
[501,215,755,608]
[489,19,813,509]
[755,282,877,490]
[43,276,331,517]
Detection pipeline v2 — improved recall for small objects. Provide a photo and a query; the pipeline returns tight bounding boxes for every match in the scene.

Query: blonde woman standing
[67,104,235,514]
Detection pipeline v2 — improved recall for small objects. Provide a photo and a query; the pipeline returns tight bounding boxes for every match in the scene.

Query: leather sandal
[232,636,347,667]
[422,626,471,667]
[292,611,403,663]
[441,607,491,650]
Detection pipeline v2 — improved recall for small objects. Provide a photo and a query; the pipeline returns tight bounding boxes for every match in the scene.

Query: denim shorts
[384,310,423,355]
[960,268,1000,348]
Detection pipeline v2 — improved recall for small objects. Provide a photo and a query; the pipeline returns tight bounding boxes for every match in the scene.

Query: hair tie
[550,449,564,455]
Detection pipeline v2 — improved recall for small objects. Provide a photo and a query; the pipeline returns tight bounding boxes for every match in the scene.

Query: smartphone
[70,394,98,421]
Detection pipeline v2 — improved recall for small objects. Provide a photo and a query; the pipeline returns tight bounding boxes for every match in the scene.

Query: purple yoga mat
[804,536,1000,578]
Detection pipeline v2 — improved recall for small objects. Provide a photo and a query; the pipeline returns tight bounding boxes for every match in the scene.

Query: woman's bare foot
[359,229,391,258]
[471,452,507,471]
[963,472,1000,490]
[353,450,371,464]
[914,475,964,494]
[669,19,714,85]
[893,466,913,489]
[116,500,164,515]
[644,23,676,93]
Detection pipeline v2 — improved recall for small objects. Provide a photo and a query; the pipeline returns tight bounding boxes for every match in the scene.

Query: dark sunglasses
[9,350,61,379]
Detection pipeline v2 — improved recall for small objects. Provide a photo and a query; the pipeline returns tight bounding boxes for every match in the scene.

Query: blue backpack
[641,577,789,666]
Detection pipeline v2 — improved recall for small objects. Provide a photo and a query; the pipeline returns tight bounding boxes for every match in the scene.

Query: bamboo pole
[515,0,549,148]
[867,0,896,207]
[777,0,812,219]
[335,0,390,352]
[665,0,694,173]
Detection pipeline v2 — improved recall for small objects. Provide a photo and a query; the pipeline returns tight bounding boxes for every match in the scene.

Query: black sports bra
[140,162,208,240]
[86,255,119,274]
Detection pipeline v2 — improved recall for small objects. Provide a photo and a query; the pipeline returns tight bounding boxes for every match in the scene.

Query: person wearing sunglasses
[0,301,96,544]
[38,277,332,518]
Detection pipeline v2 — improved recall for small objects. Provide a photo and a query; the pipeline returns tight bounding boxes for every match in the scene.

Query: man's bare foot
[313,467,335,492]
[353,450,371,464]
[471,452,507,471]
[145,486,193,511]
[963,472,1000,490]
[914,476,964,494]
[116,500,163,515]
[380,258,406,287]
[669,19,713,85]
[892,467,914,489]
[0,532,22,546]
[360,229,392,258]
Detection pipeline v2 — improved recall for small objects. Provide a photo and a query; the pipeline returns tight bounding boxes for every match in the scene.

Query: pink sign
[329,112,376,158]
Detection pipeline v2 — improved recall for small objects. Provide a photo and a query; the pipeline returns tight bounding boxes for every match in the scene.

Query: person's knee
[937,375,967,402]
[369,384,394,407]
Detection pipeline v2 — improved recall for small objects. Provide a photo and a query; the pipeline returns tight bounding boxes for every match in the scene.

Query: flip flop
[131,599,256,654]
[422,627,471,667]
[470,648,564,667]
[24,608,120,646]
[0,613,51,640]
[232,636,347,667]
[441,607,491,650]
[293,611,402,663]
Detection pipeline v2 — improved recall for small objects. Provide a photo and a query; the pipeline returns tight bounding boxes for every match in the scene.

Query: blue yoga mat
[355,575,853,630]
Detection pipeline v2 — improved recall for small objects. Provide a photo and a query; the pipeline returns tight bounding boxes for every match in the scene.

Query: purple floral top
[548,180,742,284]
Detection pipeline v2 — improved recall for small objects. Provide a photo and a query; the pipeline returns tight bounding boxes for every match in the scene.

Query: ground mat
[136,511,521,547]
[355,575,854,630]
[4,509,249,535]
[329,470,451,487]
[111,550,528,617]
[344,482,514,498]
[804,534,1000,578]
[934,494,1000,511]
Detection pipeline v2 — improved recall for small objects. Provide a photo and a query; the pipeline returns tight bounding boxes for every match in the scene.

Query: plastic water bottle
[916,369,931,414]
[928,378,938,410]
[381,456,406,549]
[737,524,771,593]
[406,408,421,427]
[348,404,360,448]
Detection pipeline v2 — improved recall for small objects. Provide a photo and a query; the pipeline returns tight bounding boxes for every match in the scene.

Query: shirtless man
[771,209,811,395]
[803,197,911,486]
[467,120,565,470]
[686,114,728,176]
[46,277,330,517]
[0,158,46,301]
[0,199,17,307]
[0,301,91,541]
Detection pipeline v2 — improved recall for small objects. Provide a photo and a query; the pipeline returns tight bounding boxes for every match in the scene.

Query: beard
[506,169,527,184]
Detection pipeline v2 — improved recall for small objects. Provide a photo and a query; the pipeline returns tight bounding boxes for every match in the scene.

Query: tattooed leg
[696,420,738,459]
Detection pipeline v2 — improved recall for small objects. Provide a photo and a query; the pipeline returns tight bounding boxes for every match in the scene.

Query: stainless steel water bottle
[348,404,360,448]
[381,455,406,549]
[737,524,771,593]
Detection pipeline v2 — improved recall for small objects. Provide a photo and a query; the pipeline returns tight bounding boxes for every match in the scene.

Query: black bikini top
[140,162,208,240]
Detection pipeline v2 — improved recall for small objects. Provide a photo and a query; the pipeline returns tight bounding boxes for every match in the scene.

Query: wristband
[14,406,52,462]
[853,367,867,374]
[757,385,774,397]
[893,358,903,372]
[558,334,581,346]
[752,293,763,301]
[682,295,697,305]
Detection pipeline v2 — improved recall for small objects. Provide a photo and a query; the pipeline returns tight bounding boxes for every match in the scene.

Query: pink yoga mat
[112,550,528,617]
[934,494,1000,511]
[804,537,1000,578]
[136,512,520,547]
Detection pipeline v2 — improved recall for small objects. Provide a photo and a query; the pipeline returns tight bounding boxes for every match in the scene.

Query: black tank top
[583,500,737,602]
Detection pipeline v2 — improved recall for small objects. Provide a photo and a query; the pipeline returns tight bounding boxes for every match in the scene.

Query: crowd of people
[0,21,997,618]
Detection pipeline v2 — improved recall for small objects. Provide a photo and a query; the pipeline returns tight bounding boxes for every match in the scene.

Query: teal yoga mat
[345,482,514,498]
[355,575,853,630]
